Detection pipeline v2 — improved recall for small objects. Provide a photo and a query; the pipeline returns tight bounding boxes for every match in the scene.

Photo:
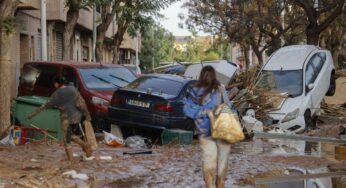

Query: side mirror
[308,83,315,90]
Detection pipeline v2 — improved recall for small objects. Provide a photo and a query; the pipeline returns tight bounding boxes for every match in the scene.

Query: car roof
[264,45,321,71]
[24,61,123,68]
[143,73,190,83]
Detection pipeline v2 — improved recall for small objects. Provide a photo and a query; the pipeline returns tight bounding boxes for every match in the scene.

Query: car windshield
[79,67,136,90]
[255,70,303,97]
[126,76,184,96]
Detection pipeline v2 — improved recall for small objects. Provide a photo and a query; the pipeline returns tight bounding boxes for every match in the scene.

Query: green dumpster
[13,96,63,141]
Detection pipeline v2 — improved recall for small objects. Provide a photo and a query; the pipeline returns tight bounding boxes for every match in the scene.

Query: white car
[255,45,336,132]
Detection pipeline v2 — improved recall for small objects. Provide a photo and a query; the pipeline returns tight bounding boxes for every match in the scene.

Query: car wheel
[304,110,316,129]
[120,126,135,138]
[326,72,336,96]
[92,118,110,133]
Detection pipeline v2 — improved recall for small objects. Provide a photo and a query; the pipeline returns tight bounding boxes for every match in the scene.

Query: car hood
[268,95,303,118]
[90,89,115,101]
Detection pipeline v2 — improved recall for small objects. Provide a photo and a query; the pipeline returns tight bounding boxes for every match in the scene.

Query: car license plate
[127,99,150,108]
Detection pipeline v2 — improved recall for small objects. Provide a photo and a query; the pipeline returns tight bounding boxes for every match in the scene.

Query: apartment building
[9,0,139,97]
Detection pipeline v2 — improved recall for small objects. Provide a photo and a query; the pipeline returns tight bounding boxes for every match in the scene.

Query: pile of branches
[321,101,346,118]
[226,66,287,121]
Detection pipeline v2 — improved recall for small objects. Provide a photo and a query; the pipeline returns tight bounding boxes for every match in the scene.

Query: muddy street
[0,124,345,188]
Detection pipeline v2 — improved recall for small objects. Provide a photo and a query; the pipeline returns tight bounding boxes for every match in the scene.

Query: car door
[304,52,328,113]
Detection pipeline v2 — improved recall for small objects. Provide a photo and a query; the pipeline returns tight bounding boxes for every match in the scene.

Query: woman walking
[186,66,236,188]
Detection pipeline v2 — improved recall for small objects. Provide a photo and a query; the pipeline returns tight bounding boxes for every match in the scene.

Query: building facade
[9,0,139,97]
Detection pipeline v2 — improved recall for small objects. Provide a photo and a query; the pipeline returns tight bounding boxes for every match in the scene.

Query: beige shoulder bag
[208,87,245,143]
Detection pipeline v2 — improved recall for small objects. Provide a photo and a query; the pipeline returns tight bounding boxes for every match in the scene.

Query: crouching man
[27,76,92,161]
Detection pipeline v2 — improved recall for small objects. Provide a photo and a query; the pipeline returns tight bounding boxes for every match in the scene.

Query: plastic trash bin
[13,96,63,141]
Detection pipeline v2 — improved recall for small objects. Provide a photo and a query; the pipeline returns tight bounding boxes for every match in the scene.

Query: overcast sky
[159,1,191,36]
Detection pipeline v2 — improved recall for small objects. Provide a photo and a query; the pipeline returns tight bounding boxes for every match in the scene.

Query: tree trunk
[95,33,105,63]
[95,5,116,63]
[111,29,125,64]
[252,47,263,66]
[306,28,320,45]
[0,0,19,135]
[0,29,13,135]
[63,8,80,60]
[112,46,120,64]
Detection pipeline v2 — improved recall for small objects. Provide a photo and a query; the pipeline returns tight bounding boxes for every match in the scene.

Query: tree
[110,0,176,64]
[0,0,19,135]
[63,0,90,60]
[291,0,346,45]
[319,10,346,68]
[203,51,220,61]
[183,0,304,67]
[95,0,123,63]
[139,24,175,69]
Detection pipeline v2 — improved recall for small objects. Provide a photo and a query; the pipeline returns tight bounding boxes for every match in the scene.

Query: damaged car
[254,45,335,133]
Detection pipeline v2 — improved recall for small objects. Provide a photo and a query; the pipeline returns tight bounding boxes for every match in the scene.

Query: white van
[184,60,239,85]
[255,45,335,132]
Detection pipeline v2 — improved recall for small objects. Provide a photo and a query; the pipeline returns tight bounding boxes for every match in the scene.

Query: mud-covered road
[0,122,345,188]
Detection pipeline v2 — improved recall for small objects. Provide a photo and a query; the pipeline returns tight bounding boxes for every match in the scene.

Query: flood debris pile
[227,66,287,122]
[321,101,346,118]
[321,69,346,118]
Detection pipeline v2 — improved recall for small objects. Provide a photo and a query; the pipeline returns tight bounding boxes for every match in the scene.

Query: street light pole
[40,0,47,61]
[92,3,97,63]
[135,31,139,73]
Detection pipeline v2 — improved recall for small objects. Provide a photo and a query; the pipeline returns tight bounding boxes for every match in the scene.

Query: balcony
[18,0,40,10]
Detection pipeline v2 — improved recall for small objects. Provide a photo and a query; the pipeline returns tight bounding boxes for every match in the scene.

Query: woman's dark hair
[53,76,66,86]
[196,66,220,103]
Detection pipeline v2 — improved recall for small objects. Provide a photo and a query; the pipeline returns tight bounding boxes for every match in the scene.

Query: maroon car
[18,61,137,131]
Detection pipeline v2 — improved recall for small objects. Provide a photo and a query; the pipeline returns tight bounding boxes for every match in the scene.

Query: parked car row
[18,62,137,131]
[17,45,336,136]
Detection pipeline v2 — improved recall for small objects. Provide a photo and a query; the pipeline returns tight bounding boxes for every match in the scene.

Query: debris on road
[62,170,89,181]
[321,101,346,118]
[103,131,125,147]
[123,150,153,155]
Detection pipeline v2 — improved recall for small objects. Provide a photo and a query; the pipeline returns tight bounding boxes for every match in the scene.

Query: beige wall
[9,11,42,98]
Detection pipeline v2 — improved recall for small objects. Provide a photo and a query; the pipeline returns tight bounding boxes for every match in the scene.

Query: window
[305,53,325,87]
[82,46,89,61]
[63,67,78,87]
[56,32,63,61]
[127,77,184,96]
[305,63,316,86]
[79,67,136,90]
[34,65,59,88]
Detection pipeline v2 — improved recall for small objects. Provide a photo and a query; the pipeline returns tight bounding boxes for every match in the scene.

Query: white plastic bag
[0,126,15,146]
[124,136,152,149]
[103,131,124,147]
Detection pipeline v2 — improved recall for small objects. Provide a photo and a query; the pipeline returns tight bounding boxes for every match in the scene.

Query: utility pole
[151,26,154,70]
[135,31,139,73]
[92,3,97,63]
[40,0,47,61]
